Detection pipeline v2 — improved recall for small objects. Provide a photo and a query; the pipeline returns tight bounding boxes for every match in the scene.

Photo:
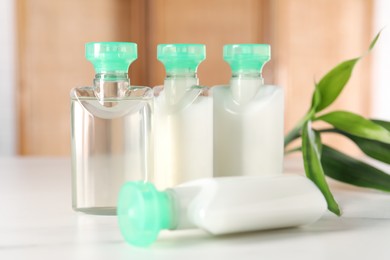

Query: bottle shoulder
[212,85,283,113]
[70,86,153,100]
[153,85,212,113]
[212,84,283,93]
[153,84,210,97]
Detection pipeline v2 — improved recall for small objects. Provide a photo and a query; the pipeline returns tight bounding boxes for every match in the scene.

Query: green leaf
[314,130,322,157]
[316,111,390,144]
[372,119,390,131]
[310,84,322,111]
[314,58,359,112]
[369,30,382,51]
[322,145,390,192]
[347,134,390,164]
[302,122,340,215]
[320,128,390,164]
[312,31,381,112]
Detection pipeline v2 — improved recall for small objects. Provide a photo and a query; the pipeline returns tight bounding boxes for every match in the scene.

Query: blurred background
[0,0,389,156]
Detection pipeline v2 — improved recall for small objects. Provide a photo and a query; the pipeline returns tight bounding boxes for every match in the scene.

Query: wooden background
[17,0,373,155]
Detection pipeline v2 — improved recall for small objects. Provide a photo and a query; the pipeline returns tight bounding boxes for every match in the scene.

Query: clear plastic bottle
[153,44,213,189]
[117,175,327,247]
[213,44,284,177]
[71,42,153,215]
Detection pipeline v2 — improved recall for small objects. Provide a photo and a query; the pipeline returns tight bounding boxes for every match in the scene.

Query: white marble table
[1,157,390,260]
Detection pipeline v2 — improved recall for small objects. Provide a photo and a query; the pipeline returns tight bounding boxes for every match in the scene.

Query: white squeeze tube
[213,44,284,177]
[117,175,327,247]
[153,44,213,189]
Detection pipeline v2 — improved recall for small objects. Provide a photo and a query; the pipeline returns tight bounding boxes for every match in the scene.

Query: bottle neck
[93,72,130,103]
[166,187,199,231]
[230,71,264,105]
[163,71,199,105]
[231,70,264,81]
[165,68,198,78]
[95,72,129,81]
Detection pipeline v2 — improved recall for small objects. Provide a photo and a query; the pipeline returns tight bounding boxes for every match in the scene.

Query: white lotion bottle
[118,175,327,247]
[153,44,213,189]
[213,44,284,177]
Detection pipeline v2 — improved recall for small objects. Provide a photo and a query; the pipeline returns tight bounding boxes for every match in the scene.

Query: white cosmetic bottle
[153,44,213,189]
[118,175,327,247]
[213,44,284,177]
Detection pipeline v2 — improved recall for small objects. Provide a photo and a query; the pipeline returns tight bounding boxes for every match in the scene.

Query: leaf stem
[317,128,338,134]
[285,146,302,155]
[284,111,315,147]
[284,125,302,147]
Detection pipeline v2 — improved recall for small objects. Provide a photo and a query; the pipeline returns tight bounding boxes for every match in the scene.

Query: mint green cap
[223,44,270,73]
[85,42,137,73]
[157,44,205,73]
[117,181,172,247]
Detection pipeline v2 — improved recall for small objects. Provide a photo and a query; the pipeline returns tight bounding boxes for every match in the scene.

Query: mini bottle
[153,44,213,189]
[71,42,153,215]
[213,44,284,177]
[117,175,326,247]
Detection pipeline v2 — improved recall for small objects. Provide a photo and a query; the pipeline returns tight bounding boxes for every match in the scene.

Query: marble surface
[1,157,390,259]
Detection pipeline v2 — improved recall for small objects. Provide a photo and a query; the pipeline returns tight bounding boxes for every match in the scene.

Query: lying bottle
[117,174,326,247]
[213,44,284,177]
[153,44,213,189]
[71,42,153,215]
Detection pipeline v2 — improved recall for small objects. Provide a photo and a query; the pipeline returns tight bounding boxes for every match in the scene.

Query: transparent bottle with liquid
[71,42,153,215]
[117,174,326,247]
[153,44,213,189]
[213,44,284,177]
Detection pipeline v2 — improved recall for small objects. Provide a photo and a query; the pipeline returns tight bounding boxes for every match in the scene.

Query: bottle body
[117,175,326,247]
[153,77,213,189]
[213,81,284,177]
[153,44,212,189]
[71,85,153,215]
[171,175,325,235]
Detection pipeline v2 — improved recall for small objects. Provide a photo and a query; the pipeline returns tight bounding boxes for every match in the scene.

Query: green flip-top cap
[223,44,270,73]
[85,42,137,73]
[157,44,206,73]
[117,181,172,247]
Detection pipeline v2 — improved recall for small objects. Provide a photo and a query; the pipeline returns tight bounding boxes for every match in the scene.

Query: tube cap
[85,42,137,73]
[157,44,205,73]
[117,181,172,247]
[223,44,270,73]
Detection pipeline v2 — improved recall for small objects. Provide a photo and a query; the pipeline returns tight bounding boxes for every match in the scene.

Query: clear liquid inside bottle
[71,85,153,215]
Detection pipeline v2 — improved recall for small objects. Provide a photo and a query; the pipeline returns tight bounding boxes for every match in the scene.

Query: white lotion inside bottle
[153,44,213,189]
[213,44,284,177]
